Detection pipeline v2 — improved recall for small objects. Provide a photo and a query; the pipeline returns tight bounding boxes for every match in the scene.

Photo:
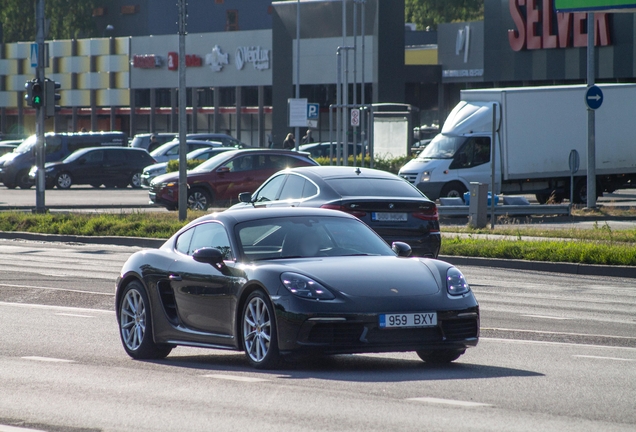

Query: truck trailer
[398,84,636,204]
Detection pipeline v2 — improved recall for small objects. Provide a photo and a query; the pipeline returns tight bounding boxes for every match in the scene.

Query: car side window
[188,222,233,260]
[175,228,195,254]
[254,174,286,202]
[278,174,316,200]
[227,155,253,172]
[166,145,179,156]
[107,150,125,162]
[449,137,491,169]
[45,136,62,155]
[86,150,104,163]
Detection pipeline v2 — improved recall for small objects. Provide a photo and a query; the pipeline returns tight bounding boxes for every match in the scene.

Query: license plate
[372,212,407,222]
[379,312,437,328]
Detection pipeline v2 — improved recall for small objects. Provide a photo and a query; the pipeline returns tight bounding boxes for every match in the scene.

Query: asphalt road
[0,239,635,431]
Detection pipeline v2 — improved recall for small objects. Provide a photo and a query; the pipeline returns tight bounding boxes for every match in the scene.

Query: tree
[0,0,98,43]
[405,0,484,30]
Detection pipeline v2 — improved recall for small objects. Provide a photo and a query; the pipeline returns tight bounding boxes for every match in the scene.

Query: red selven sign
[167,52,203,70]
[508,0,611,51]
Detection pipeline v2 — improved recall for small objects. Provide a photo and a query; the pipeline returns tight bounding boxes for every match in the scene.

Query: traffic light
[31,79,43,107]
[24,79,43,108]
[44,78,61,118]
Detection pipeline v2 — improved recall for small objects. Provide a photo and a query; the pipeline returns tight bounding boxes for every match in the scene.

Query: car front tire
[242,290,280,369]
[187,188,212,211]
[56,172,73,189]
[130,172,143,189]
[118,280,172,360]
[416,349,465,364]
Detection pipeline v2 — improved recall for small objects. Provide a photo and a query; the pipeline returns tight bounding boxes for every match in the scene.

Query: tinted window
[278,174,317,200]
[188,222,233,259]
[326,177,424,198]
[45,136,62,155]
[254,174,286,202]
[225,155,254,172]
[85,150,104,163]
[106,150,125,162]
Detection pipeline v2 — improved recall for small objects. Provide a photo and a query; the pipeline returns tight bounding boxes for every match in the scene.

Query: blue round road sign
[585,85,603,110]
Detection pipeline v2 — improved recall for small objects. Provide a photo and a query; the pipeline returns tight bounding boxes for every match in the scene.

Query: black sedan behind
[230,166,441,258]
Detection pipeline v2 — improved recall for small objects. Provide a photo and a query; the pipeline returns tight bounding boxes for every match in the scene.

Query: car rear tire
[130,172,142,189]
[416,349,465,364]
[440,182,467,200]
[242,290,280,369]
[55,172,73,189]
[118,280,172,360]
[17,169,33,189]
[187,188,212,211]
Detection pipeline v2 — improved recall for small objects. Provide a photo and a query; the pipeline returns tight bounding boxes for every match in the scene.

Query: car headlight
[281,272,335,300]
[421,170,432,182]
[446,267,470,296]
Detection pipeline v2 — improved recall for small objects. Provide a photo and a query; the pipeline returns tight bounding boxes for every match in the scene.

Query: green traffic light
[33,96,41,105]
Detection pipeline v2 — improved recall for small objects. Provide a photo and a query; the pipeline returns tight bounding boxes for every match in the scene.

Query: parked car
[129,133,177,152]
[298,142,366,159]
[186,133,250,148]
[0,131,127,189]
[115,207,479,369]
[149,139,221,163]
[230,166,441,258]
[140,146,234,187]
[0,140,21,157]
[149,149,318,210]
[29,147,156,189]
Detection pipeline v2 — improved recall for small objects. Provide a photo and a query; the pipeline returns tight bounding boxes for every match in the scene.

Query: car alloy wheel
[56,172,73,189]
[242,291,279,369]
[130,172,142,188]
[118,281,172,360]
[187,188,211,211]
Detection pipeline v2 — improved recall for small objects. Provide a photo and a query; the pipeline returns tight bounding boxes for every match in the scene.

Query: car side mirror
[391,241,412,257]
[192,247,229,273]
[238,192,253,204]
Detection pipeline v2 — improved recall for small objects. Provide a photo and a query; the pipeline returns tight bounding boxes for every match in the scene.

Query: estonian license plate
[379,312,437,328]
[372,212,407,222]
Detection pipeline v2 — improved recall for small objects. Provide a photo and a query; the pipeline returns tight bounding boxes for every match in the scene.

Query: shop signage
[132,54,163,68]
[205,45,229,72]
[508,0,611,51]
[235,46,270,71]
[167,52,203,70]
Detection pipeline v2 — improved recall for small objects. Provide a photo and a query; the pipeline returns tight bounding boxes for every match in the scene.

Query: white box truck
[398,84,636,204]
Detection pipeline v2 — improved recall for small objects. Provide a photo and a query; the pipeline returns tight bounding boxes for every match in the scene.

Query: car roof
[281,165,402,180]
[152,140,219,153]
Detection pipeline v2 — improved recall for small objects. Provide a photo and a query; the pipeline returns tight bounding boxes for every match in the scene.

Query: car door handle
[169,274,182,281]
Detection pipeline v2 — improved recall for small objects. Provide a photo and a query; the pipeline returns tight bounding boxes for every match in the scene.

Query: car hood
[144,162,169,173]
[272,256,442,297]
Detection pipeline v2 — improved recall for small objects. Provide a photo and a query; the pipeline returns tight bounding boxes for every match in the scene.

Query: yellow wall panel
[405,48,438,65]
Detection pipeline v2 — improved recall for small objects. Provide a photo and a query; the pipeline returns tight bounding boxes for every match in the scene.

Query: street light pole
[177,0,188,221]
[295,0,300,151]
[35,0,46,213]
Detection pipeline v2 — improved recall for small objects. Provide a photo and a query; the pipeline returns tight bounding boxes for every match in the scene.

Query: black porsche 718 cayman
[116,207,479,369]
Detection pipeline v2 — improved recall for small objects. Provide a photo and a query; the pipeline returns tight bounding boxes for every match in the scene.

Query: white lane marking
[0,283,114,296]
[407,397,491,407]
[521,314,570,320]
[573,355,636,362]
[203,374,269,383]
[483,327,636,341]
[54,313,95,318]
[22,356,75,363]
[0,301,114,315]
[481,337,636,352]
[0,425,48,432]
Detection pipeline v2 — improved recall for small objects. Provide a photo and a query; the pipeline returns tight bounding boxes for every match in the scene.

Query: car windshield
[14,135,37,154]
[416,135,466,160]
[191,151,237,172]
[64,148,91,162]
[150,141,177,157]
[236,215,394,261]
[325,177,425,198]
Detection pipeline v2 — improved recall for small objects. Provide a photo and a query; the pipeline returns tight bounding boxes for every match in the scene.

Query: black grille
[441,319,479,340]
[307,322,365,345]
[365,327,442,344]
